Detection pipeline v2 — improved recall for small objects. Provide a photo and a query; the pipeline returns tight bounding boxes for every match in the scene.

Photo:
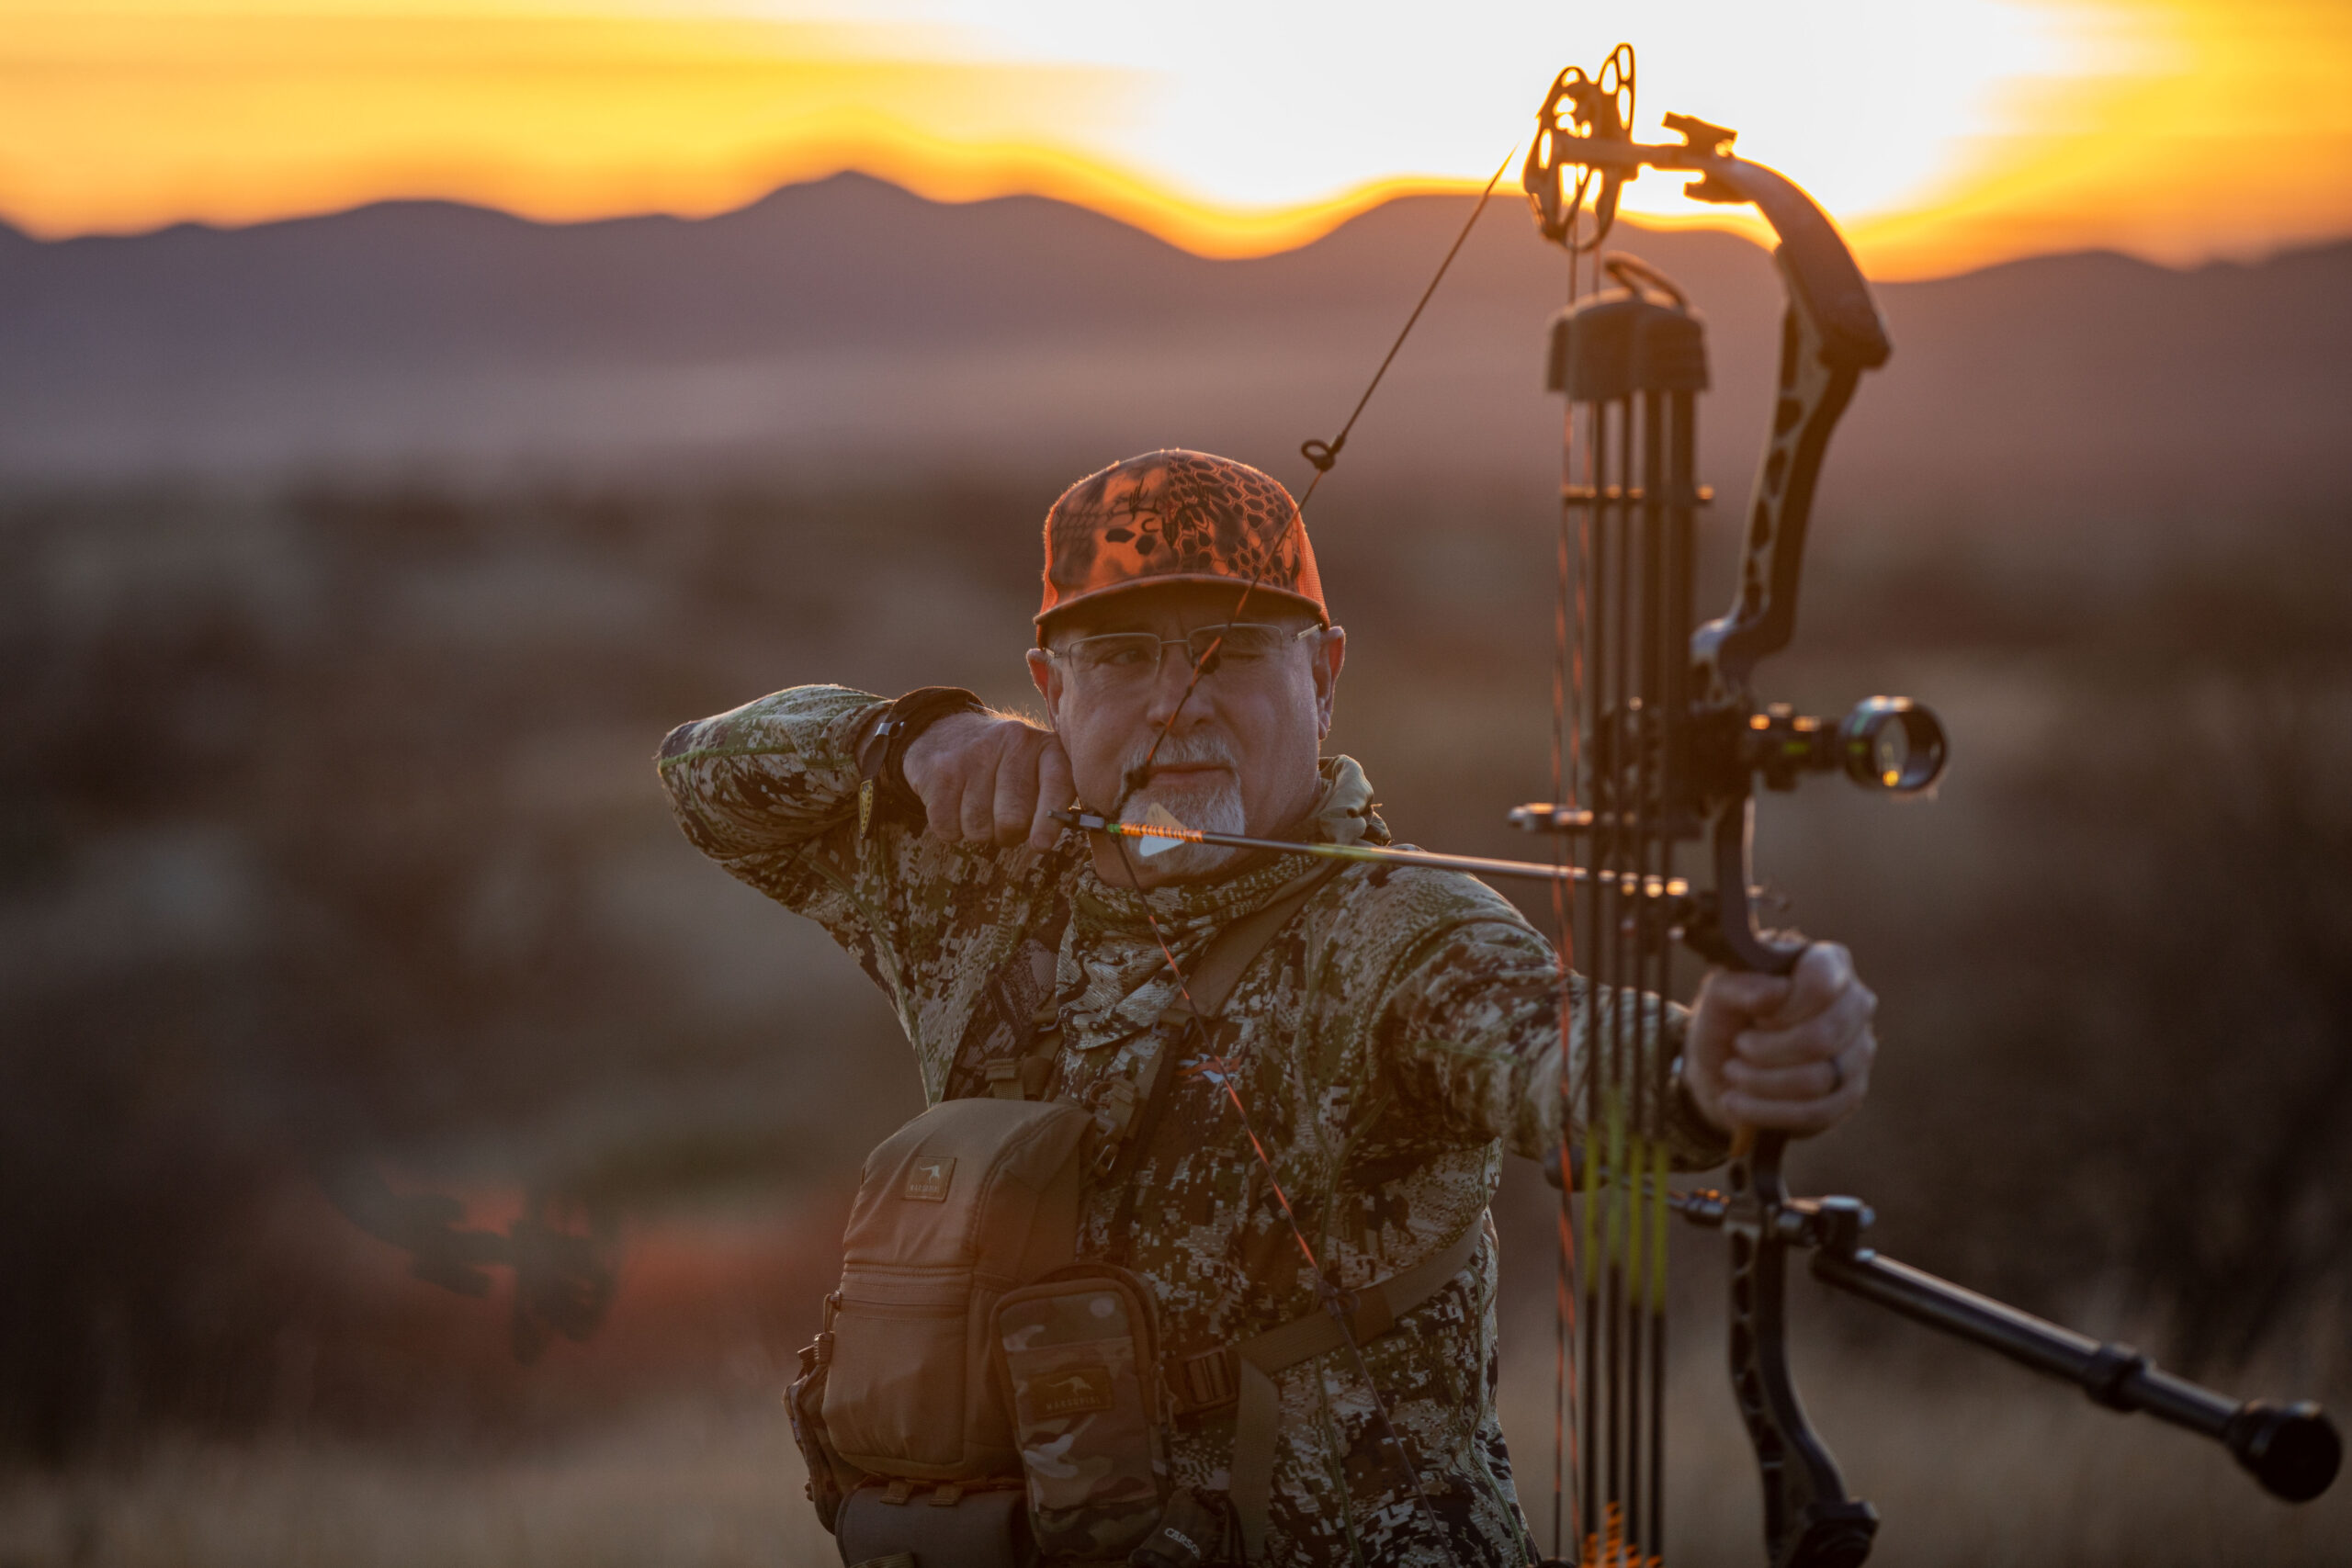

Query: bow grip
[1686,794,1806,978]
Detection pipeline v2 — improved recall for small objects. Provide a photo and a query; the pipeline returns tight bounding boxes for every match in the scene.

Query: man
[657,449,1876,1566]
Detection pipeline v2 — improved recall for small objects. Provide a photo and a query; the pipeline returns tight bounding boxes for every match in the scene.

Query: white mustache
[1122,733,1238,784]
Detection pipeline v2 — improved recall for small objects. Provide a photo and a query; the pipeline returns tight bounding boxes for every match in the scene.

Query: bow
[1055,41,2339,1563]
[1513,42,2340,1568]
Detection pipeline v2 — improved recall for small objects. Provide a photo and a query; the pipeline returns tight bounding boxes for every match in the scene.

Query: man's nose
[1140,637,1207,729]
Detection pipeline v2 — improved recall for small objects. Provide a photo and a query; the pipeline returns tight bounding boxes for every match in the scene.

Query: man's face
[1026,582,1345,886]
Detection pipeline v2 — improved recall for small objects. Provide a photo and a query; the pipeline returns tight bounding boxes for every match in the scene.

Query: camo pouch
[992,1264,1171,1561]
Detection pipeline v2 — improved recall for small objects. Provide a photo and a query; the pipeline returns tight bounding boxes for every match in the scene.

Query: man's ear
[1025,648,1059,727]
[1312,626,1346,739]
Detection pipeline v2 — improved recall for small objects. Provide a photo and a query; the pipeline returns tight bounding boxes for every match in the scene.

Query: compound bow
[1513,43,2340,1568]
[1065,39,2343,1568]
[1057,41,2340,1566]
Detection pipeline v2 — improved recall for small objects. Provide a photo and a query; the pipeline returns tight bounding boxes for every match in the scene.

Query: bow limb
[1673,152,1890,974]
[1684,152,1891,704]
[1668,146,1890,1568]
[1723,1122,1881,1568]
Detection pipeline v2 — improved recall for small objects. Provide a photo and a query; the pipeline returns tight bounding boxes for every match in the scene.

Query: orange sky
[6,1,2349,277]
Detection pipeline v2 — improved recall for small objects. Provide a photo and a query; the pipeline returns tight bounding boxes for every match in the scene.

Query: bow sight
[1512,41,2339,1568]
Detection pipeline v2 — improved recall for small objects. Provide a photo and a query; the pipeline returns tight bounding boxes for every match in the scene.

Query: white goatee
[1118,735,1248,879]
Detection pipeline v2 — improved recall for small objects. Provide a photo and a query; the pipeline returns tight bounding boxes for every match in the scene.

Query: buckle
[1019,1054,1053,1098]
[1170,1346,1239,1415]
[1088,1134,1124,1179]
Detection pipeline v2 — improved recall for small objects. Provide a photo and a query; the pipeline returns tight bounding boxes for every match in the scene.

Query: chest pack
[786,863,1480,1566]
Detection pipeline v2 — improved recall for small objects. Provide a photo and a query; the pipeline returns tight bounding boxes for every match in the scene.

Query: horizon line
[9,162,2348,287]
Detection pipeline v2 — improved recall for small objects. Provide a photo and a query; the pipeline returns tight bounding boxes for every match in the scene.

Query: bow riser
[1677,162,1893,1568]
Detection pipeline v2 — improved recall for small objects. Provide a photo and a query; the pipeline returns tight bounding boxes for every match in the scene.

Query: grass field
[4,1332,2341,1568]
[4,480,2345,1567]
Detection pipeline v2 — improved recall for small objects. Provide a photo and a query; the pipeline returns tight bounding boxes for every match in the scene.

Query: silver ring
[1826,1055,1845,1094]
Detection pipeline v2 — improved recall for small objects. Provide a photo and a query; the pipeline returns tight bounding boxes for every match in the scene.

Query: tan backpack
[821,1094,1093,1483]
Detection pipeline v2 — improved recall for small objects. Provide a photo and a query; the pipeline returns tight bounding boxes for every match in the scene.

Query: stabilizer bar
[1668,1190,2342,1503]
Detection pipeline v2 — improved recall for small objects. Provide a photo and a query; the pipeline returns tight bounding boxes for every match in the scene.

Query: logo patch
[903,1156,956,1202]
[1030,1363,1115,1417]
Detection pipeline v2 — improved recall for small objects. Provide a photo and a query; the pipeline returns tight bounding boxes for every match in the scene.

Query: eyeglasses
[1042,623,1319,686]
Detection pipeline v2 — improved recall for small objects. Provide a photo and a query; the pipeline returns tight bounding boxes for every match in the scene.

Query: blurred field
[0,1401,830,1568]
[4,1323,2344,1568]
[4,461,2346,1564]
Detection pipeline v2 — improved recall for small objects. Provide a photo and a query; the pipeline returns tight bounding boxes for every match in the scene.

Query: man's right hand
[899,712,1075,852]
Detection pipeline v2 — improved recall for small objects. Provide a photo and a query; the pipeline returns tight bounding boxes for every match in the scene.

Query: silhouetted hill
[8,172,2344,521]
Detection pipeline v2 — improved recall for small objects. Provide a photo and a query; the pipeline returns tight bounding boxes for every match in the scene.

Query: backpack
[821,1096,1094,1483]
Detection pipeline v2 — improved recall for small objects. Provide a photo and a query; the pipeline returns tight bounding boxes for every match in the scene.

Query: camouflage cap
[1036,450,1327,639]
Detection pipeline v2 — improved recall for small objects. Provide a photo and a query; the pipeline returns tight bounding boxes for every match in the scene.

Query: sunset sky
[6,0,2349,277]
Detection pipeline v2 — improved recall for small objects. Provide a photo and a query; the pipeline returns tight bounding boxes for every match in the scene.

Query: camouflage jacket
[657,685,1730,1567]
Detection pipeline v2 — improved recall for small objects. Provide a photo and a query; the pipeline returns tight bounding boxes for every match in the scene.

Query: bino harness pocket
[791,861,1483,1562]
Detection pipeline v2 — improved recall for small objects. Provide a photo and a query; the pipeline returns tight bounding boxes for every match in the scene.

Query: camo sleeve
[656,683,881,862]
[654,684,1081,1099]
[1366,888,1731,1173]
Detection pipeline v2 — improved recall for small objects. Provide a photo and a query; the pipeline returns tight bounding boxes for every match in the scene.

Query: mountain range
[5,172,2347,533]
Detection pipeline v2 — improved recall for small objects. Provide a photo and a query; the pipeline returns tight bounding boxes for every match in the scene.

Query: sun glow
[3,0,2347,276]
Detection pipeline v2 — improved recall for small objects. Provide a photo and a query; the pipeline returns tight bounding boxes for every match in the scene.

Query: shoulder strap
[1169,859,1349,1026]
[1098,859,1348,1255]
[981,937,1069,1102]
[1220,1216,1489,1561]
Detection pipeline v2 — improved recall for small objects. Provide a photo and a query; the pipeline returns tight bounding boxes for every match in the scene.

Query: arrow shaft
[1052,809,1689,894]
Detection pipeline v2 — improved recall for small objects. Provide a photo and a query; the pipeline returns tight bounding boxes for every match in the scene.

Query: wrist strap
[856,686,985,826]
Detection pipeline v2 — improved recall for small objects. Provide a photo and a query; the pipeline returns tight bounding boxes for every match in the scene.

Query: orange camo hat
[1035,449,1328,638]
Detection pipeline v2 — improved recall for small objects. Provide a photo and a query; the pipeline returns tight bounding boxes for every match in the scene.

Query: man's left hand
[1681,942,1877,1139]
